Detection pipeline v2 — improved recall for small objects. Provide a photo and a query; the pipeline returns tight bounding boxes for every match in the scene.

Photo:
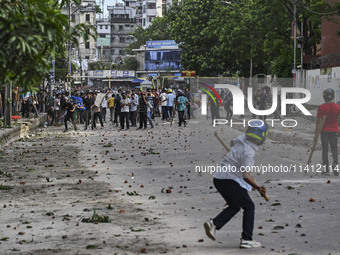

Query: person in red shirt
[315,88,340,175]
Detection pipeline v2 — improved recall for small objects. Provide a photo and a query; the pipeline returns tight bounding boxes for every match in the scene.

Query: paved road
[0,114,339,255]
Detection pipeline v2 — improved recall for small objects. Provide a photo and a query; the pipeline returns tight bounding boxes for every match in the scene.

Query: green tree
[0,0,94,90]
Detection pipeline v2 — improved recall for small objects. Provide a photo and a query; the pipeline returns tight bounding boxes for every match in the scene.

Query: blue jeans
[147,111,154,127]
[213,178,255,241]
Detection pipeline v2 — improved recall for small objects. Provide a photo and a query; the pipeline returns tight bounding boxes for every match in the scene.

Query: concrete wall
[304,66,340,105]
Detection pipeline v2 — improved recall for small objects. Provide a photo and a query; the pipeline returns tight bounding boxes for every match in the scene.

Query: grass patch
[0,184,12,190]
[81,210,111,223]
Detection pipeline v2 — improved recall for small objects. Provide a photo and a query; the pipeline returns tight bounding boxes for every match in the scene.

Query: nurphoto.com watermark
[195,164,340,175]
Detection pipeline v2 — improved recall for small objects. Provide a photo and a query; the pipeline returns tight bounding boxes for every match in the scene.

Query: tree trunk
[4,82,12,127]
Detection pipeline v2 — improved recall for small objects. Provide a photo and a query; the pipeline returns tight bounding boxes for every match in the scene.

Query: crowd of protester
[0,86,195,131]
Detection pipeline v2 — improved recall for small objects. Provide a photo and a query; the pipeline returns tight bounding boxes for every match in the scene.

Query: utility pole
[293,0,297,86]
[300,22,304,84]
[68,0,72,75]
[4,82,12,127]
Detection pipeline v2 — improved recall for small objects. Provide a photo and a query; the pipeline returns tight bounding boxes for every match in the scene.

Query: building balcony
[145,8,156,16]
[110,18,136,23]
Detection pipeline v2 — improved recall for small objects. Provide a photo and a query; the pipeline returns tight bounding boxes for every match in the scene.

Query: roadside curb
[0,114,47,148]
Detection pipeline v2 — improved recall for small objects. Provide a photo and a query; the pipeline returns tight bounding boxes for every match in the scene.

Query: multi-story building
[96,18,111,61]
[141,0,156,29]
[62,0,97,61]
[107,0,137,62]
[156,0,172,17]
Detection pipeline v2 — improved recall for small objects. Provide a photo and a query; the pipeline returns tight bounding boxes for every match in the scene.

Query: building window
[119,50,124,55]
[119,37,125,43]
[143,18,146,26]
[148,3,156,9]
[86,14,90,22]
[103,49,106,55]
[100,34,105,38]
[85,42,90,49]
[105,25,108,29]
[85,56,89,59]
[119,25,123,31]
[143,5,146,13]
[126,1,129,7]
[111,49,115,55]
[71,14,75,22]
[100,25,102,29]
[112,25,115,30]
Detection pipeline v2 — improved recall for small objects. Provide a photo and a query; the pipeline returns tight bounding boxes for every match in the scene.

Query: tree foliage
[129,0,337,77]
[0,0,95,90]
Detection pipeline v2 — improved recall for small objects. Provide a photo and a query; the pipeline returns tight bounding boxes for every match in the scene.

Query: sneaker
[203,220,216,241]
[333,164,339,176]
[240,239,261,249]
[63,129,68,132]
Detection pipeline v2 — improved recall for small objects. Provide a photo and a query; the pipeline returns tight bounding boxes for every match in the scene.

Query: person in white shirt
[166,89,176,118]
[101,96,108,122]
[204,120,269,249]
[54,94,61,124]
[120,92,131,130]
[129,90,138,127]
[160,89,168,120]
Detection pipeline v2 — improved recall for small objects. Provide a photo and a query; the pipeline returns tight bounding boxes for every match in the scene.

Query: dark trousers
[162,106,168,120]
[212,179,255,241]
[178,110,186,126]
[64,112,76,130]
[321,131,338,170]
[101,107,107,121]
[84,109,91,129]
[186,104,191,119]
[167,106,173,118]
[114,107,121,125]
[139,112,147,129]
[109,107,114,121]
[225,105,233,120]
[130,111,137,126]
[92,112,103,129]
[120,112,130,129]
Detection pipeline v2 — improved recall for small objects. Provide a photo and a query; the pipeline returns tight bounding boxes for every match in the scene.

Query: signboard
[111,70,118,78]
[94,70,104,77]
[182,71,196,77]
[87,70,135,78]
[94,93,106,108]
[146,40,178,49]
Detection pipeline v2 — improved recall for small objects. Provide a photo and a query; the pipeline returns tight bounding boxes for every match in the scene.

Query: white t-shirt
[213,135,258,191]
[54,98,60,110]
[130,95,138,112]
[160,93,167,106]
[120,98,130,112]
[102,98,107,108]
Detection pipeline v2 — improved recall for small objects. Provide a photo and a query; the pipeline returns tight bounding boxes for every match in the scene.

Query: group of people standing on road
[42,87,193,132]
